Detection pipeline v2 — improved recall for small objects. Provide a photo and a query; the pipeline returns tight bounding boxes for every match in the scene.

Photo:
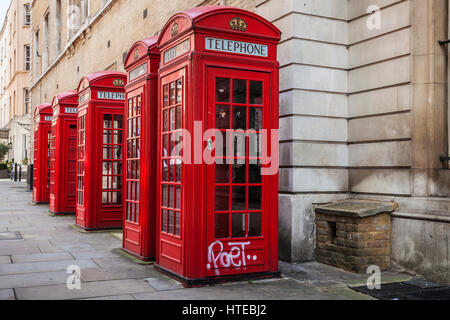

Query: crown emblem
[171,23,179,37]
[133,49,139,60]
[113,79,125,87]
[229,17,247,32]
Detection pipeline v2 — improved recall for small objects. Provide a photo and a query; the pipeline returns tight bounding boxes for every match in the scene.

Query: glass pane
[114,146,122,160]
[114,115,123,129]
[175,211,181,236]
[248,186,262,210]
[169,82,175,105]
[135,202,139,223]
[232,186,246,211]
[215,186,229,211]
[249,134,262,158]
[233,132,246,158]
[232,213,246,238]
[248,212,262,237]
[169,162,174,181]
[176,79,182,103]
[249,164,262,184]
[103,161,111,175]
[162,184,168,207]
[175,186,181,209]
[215,105,230,129]
[170,108,175,131]
[216,78,230,102]
[103,114,112,128]
[102,192,108,204]
[232,163,246,184]
[233,106,247,130]
[103,130,112,144]
[176,106,182,129]
[215,164,229,184]
[233,79,247,104]
[163,84,169,107]
[163,110,169,132]
[163,135,169,157]
[168,185,174,208]
[215,214,229,239]
[161,210,167,232]
[102,176,108,189]
[162,161,168,182]
[168,211,174,234]
[175,163,181,182]
[249,81,263,105]
[103,147,112,159]
[249,108,263,131]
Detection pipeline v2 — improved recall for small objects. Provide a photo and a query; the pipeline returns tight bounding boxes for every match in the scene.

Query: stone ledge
[315,200,398,218]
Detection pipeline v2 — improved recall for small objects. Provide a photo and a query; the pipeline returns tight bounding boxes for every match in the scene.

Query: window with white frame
[24,89,30,114]
[24,45,30,71]
[24,4,31,26]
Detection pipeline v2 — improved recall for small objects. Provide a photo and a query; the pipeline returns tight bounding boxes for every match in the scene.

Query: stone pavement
[0,180,413,300]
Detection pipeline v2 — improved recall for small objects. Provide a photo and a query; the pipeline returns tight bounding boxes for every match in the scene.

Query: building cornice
[30,0,119,91]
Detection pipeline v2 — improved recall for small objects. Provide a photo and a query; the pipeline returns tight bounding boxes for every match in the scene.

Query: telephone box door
[124,87,144,255]
[158,68,185,275]
[206,67,271,277]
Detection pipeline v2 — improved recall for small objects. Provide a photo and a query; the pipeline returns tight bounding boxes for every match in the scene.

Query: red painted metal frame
[76,71,127,231]
[32,103,52,204]
[122,37,160,261]
[155,6,281,285]
[49,92,79,215]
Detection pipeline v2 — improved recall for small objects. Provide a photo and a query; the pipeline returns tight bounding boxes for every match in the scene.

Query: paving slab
[92,257,142,269]
[0,256,11,264]
[80,267,160,282]
[0,259,97,275]
[0,271,69,289]
[0,246,41,256]
[11,252,74,263]
[0,289,15,300]
[144,277,184,291]
[15,279,155,300]
[70,251,119,260]
[79,294,136,300]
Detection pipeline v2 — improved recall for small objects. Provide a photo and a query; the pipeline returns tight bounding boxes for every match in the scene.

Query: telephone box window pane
[162,161,168,182]
[103,130,112,144]
[249,164,262,184]
[169,162,174,181]
[233,79,247,104]
[216,78,230,102]
[102,176,108,189]
[249,81,263,105]
[114,146,123,159]
[103,114,113,128]
[248,187,262,210]
[168,185,174,208]
[249,134,262,158]
[170,108,175,131]
[232,213,246,238]
[175,212,181,236]
[175,163,181,182]
[176,106,182,129]
[215,214,229,239]
[162,210,167,232]
[215,186,230,211]
[176,79,182,103]
[114,115,123,129]
[216,105,230,129]
[163,85,169,107]
[215,164,229,184]
[116,162,123,175]
[233,106,247,130]
[102,192,108,204]
[232,163,246,184]
[249,108,263,131]
[163,110,169,132]
[170,82,176,105]
[135,202,139,222]
[168,211,174,234]
[248,212,262,237]
[232,186,246,211]
[175,186,181,209]
[163,135,169,157]
[233,132,247,158]
[162,185,168,207]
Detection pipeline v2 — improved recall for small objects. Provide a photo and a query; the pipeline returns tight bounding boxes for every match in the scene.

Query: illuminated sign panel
[205,37,268,57]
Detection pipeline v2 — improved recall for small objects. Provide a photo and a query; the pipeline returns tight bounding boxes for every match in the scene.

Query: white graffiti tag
[207,241,255,271]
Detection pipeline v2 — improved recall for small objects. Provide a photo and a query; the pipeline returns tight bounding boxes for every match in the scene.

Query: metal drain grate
[0,232,22,240]
[351,280,450,300]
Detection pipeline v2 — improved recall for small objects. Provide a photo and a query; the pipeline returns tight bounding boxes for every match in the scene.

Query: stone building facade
[30,0,450,284]
[0,0,32,165]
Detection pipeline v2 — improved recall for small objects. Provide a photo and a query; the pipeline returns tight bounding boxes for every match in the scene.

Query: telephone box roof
[158,5,281,46]
[52,91,78,106]
[78,71,127,90]
[34,103,52,116]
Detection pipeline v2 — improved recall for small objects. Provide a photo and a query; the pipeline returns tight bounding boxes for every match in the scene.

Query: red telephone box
[155,6,281,285]
[32,103,52,204]
[76,71,127,231]
[122,37,160,260]
[49,92,79,215]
